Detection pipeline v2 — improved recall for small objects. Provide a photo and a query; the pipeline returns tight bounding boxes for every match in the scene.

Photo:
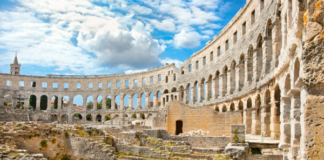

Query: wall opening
[176,120,183,135]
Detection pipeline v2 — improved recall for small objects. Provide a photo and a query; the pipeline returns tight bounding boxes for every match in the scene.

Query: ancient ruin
[1,0,324,159]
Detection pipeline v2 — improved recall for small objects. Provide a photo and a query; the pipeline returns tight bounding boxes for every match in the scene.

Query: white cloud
[131,5,152,15]
[125,69,149,74]
[161,57,182,68]
[150,18,176,32]
[174,30,203,48]
[201,30,214,35]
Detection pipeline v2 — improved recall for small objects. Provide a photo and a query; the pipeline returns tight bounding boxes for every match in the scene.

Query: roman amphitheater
[0,0,324,159]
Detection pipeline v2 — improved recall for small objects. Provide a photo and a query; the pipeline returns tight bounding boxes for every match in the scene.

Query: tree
[132,114,137,119]
[40,96,47,110]
[105,115,110,121]
[142,114,145,119]
[106,98,117,109]
[86,101,93,110]
[53,96,58,109]
[97,100,102,110]
[29,95,36,110]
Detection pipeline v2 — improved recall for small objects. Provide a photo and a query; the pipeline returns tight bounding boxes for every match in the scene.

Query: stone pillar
[35,96,40,110]
[191,85,196,103]
[279,96,291,149]
[93,114,97,123]
[213,77,219,98]
[183,89,187,104]
[68,114,73,124]
[219,74,226,97]
[111,96,116,110]
[271,19,281,69]
[231,125,246,142]
[251,108,261,135]
[270,101,281,140]
[47,97,51,111]
[261,104,271,137]
[237,64,244,91]
[244,109,252,134]
[93,98,97,110]
[82,98,87,111]
[128,95,133,110]
[245,57,253,85]
[137,95,141,109]
[290,90,301,159]
[102,96,106,110]
[253,48,262,82]
[136,113,141,119]
[206,80,211,101]
[24,96,29,110]
[197,83,203,102]
[120,96,124,110]
[227,70,232,95]
[153,94,158,107]
[145,94,150,108]
[263,36,272,75]
[59,97,63,111]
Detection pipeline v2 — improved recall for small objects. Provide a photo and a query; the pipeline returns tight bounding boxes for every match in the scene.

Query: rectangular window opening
[234,31,237,44]
[226,40,229,50]
[242,22,246,35]
[203,57,206,65]
[189,64,192,72]
[77,83,81,89]
[31,82,36,88]
[99,83,102,88]
[142,78,145,84]
[210,52,213,61]
[89,83,93,88]
[53,83,58,88]
[19,81,24,87]
[134,80,138,86]
[196,61,199,69]
[150,76,154,83]
[126,80,129,87]
[158,75,161,81]
[42,82,47,88]
[117,81,120,87]
[181,67,185,74]
[108,82,111,88]
[64,83,69,89]
[251,10,255,25]
[218,46,221,56]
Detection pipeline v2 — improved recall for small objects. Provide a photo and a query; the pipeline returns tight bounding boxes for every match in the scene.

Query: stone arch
[239,101,244,111]
[115,95,120,109]
[254,94,262,135]
[51,96,59,110]
[133,94,138,109]
[229,103,235,111]
[113,114,119,119]
[215,106,219,112]
[171,87,177,92]
[105,114,111,121]
[29,95,37,110]
[61,114,68,123]
[86,114,92,122]
[73,95,83,110]
[230,60,236,94]
[86,96,93,110]
[124,94,129,109]
[131,113,137,119]
[186,83,191,103]
[265,89,271,104]
[247,98,252,109]
[96,114,102,122]
[156,90,161,107]
[123,114,128,117]
[96,95,103,110]
[51,114,58,122]
[207,74,213,100]
[40,95,48,110]
[256,34,263,81]
[147,113,152,119]
[140,93,145,108]
[72,113,82,124]
[222,105,227,112]
[238,54,245,90]
[294,58,300,84]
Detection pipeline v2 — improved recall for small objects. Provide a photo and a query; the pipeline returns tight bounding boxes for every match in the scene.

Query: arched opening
[86,114,92,122]
[61,96,70,110]
[265,89,271,104]
[106,96,112,109]
[222,105,227,112]
[86,96,93,110]
[61,114,68,124]
[149,92,154,107]
[141,93,145,108]
[51,114,58,122]
[230,103,235,111]
[123,114,128,117]
[273,85,281,139]
[207,75,213,100]
[133,94,138,109]
[157,91,161,107]
[29,95,37,110]
[97,96,103,110]
[186,84,191,103]
[193,81,198,102]
[247,45,254,82]
[231,61,236,93]
[246,97,253,134]
[73,95,83,110]
[265,19,273,73]
[115,95,120,109]
[105,114,111,121]
[239,54,245,90]
[124,95,129,109]
[223,66,228,95]
[72,113,82,124]
[114,114,120,119]
[40,95,48,110]
[179,86,184,102]
[256,34,263,81]
[96,114,102,122]
[51,96,58,110]
[239,100,244,124]
[294,58,300,84]
[215,106,219,112]
[254,94,262,135]
[201,78,205,101]
[141,113,145,119]
[247,98,252,109]
[215,71,220,97]
[175,120,183,135]
[132,114,137,119]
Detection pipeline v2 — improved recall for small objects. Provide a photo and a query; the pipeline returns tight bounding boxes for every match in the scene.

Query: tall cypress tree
[40,96,47,110]
[29,95,36,110]
[54,96,58,109]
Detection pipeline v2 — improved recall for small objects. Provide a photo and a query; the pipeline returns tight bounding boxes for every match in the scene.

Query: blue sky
[0,0,245,107]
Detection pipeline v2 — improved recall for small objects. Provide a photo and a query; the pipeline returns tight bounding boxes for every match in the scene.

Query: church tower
[10,53,21,75]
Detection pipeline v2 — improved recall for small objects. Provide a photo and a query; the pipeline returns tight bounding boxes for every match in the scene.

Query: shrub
[40,140,47,148]
[118,151,125,157]
[61,154,70,160]
[127,152,132,156]
[87,130,93,136]
[7,103,12,106]
[64,132,69,138]
[232,128,240,143]
[241,140,246,143]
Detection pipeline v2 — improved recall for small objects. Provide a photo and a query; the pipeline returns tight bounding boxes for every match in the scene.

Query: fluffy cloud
[161,57,182,68]
[174,30,205,48]
[201,30,214,35]
[150,18,176,32]
[131,5,152,15]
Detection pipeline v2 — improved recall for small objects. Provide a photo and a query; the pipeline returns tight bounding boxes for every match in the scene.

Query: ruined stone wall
[166,101,242,136]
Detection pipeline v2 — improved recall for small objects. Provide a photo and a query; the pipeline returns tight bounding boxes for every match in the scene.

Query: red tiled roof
[76,106,83,110]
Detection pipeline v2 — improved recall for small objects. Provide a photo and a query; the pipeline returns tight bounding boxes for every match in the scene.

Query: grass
[117,151,125,157]
[40,140,47,148]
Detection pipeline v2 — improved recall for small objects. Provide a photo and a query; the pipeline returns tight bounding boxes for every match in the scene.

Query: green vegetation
[40,95,47,110]
[86,101,93,110]
[232,128,240,143]
[127,152,132,156]
[61,154,71,160]
[64,132,69,138]
[51,138,56,144]
[53,96,58,109]
[40,140,47,148]
[118,151,125,157]
[133,114,137,119]
[105,115,110,121]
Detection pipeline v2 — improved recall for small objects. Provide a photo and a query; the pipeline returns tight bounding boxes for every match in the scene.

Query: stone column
[205,80,211,101]
[128,95,133,110]
[197,83,203,102]
[59,97,63,111]
[219,74,225,97]
[137,95,141,109]
[244,108,252,134]
[82,98,87,111]
[93,114,97,123]
[102,96,106,110]
[111,96,116,110]
[253,48,262,82]
[251,108,261,135]
[93,98,97,110]
[270,101,281,140]
[279,96,291,149]
[120,96,124,110]
[145,94,150,108]
[290,90,301,159]
[153,94,158,108]
[213,77,219,98]
[47,97,51,111]
[191,85,196,103]
[35,96,40,111]
[227,69,233,95]
[183,89,187,104]
[237,64,244,91]
[24,96,29,110]
[263,36,272,75]
[136,113,141,119]
[245,57,253,85]
[261,104,271,137]
[68,114,73,124]
[271,19,281,69]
